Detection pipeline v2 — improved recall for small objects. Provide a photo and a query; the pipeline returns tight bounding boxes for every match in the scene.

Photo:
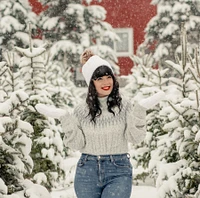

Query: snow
[0,16,24,33]
[15,47,46,58]
[172,2,190,14]
[13,133,32,156]
[87,5,107,20]
[195,130,200,141]
[23,183,51,198]
[43,17,59,30]
[0,178,7,195]
[14,32,30,45]
[17,120,34,133]
[197,142,200,155]
[66,4,84,15]
[33,173,47,185]
[0,103,10,115]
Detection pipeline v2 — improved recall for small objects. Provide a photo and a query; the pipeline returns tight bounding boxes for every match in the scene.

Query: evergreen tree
[122,54,169,183]
[0,61,7,102]
[139,0,200,66]
[0,51,50,198]
[38,0,119,85]
[1,51,23,94]
[124,25,200,197]
[0,59,33,195]
[0,0,37,61]
[153,25,200,198]
[44,51,84,109]
[15,30,66,190]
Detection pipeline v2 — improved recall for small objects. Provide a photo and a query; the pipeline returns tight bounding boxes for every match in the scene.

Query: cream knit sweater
[60,97,146,155]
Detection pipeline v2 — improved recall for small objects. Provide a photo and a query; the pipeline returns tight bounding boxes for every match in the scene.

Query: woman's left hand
[138,90,166,109]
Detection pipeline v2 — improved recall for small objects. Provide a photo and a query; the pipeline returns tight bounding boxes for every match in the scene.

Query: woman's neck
[98,96,108,109]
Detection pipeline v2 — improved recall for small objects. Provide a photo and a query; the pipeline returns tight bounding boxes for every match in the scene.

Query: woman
[60,49,147,198]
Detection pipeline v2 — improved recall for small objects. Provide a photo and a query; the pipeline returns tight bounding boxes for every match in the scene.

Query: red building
[29,0,156,75]
[90,0,156,75]
[29,0,45,14]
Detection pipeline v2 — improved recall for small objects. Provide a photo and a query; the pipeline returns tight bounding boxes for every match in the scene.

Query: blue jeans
[74,153,133,198]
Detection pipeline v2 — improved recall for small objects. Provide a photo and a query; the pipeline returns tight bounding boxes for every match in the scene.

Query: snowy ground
[51,185,158,198]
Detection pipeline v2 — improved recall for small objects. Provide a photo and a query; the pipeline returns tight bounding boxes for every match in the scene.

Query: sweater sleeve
[125,101,147,144]
[60,109,85,151]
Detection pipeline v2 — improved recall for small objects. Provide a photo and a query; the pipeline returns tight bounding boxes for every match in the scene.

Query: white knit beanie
[82,55,113,86]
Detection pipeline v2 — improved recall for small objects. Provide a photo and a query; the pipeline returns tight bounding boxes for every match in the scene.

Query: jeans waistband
[81,153,130,161]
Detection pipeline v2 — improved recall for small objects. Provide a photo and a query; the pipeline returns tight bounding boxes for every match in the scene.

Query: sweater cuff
[134,101,146,118]
[60,112,72,129]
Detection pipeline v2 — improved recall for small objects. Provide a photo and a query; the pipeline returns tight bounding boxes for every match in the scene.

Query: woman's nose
[102,78,109,84]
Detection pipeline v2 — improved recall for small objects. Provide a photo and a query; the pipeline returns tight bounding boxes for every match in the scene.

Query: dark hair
[86,65,122,123]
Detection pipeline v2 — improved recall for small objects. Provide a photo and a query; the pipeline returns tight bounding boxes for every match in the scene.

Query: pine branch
[187,54,195,69]
[195,90,200,122]
[195,48,200,77]
[187,67,200,84]
[158,70,163,89]
[175,52,180,65]
[181,23,187,70]
[180,23,187,98]
[167,101,192,126]
[141,65,151,79]
[3,51,14,68]
[164,60,183,77]
[28,22,33,53]
[0,62,7,77]
[9,94,29,116]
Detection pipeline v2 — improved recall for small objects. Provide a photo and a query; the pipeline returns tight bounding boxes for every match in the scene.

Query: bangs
[92,66,113,80]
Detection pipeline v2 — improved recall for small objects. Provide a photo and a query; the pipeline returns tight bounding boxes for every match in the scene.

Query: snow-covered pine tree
[122,53,161,98]
[46,58,84,108]
[0,91,34,196]
[44,49,84,109]
[0,0,37,61]
[138,0,200,67]
[1,51,23,95]
[153,24,200,198]
[38,0,119,85]
[122,53,170,183]
[122,50,169,102]
[0,61,7,102]
[15,26,66,190]
[0,59,34,196]
[129,23,200,197]
[83,2,120,74]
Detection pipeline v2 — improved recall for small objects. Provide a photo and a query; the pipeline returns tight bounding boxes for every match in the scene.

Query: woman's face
[93,75,113,97]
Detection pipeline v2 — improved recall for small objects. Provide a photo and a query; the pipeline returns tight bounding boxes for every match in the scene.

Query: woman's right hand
[35,103,67,119]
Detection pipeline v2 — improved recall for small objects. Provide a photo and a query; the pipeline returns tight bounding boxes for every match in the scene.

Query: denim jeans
[74,153,133,198]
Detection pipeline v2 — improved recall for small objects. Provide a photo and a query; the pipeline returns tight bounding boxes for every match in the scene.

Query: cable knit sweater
[60,97,146,155]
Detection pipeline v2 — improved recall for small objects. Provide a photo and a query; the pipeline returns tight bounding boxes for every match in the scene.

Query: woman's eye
[97,77,102,81]
[107,75,112,78]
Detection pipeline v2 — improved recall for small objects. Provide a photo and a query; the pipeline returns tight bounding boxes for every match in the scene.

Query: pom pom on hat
[81,49,113,86]
[80,49,94,65]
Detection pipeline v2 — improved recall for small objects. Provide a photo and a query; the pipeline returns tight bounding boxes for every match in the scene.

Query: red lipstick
[102,86,110,90]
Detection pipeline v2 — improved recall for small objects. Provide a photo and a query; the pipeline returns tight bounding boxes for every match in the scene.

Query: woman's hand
[138,91,166,109]
[35,104,67,119]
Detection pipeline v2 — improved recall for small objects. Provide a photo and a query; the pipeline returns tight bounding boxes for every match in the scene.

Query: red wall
[29,0,45,14]
[90,0,156,75]
[29,0,156,75]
